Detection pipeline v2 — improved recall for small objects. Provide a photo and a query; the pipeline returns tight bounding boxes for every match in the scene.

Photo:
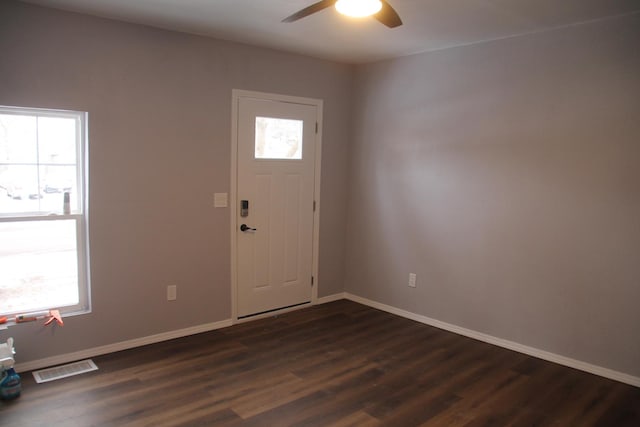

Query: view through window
[0,106,89,317]
[255,116,303,160]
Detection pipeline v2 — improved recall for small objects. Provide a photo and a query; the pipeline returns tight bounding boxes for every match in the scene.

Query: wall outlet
[408,273,417,288]
[167,285,177,301]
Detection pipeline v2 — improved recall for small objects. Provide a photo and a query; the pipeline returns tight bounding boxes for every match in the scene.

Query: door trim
[230,89,323,322]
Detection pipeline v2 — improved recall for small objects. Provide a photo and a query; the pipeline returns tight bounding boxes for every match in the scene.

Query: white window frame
[0,105,90,318]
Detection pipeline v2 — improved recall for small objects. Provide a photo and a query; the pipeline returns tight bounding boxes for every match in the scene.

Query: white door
[235,93,319,318]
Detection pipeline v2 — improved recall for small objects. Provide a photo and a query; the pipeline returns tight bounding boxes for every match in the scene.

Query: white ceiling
[20,0,640,64]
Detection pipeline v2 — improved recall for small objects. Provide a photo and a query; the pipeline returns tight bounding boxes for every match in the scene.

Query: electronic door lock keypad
[241,200,249,217]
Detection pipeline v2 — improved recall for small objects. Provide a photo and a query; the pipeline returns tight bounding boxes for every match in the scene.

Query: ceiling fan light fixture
[335,0,383,18]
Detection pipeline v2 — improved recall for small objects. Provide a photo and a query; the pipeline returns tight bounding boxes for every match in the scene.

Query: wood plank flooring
[1,300,639,426]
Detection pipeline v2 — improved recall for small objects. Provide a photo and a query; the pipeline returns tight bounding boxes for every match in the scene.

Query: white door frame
[230,89,323,322]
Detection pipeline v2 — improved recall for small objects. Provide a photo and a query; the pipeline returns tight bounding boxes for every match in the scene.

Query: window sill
[0,308,90,330]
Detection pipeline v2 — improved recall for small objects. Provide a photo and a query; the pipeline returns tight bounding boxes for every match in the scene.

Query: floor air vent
[32,359,98,383]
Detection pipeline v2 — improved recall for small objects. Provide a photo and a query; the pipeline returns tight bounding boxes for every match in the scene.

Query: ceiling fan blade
[374,0,403,28]
[282,0,337,23]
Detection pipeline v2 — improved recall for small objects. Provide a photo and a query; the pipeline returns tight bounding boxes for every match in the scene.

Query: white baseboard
[317,292,346,305]
[344,293,640,388]
[16,294,640,389]
[15,319,233,373]
[16,295,344,373]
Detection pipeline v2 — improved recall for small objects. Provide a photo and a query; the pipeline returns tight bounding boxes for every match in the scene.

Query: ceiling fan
[283,0,403,28]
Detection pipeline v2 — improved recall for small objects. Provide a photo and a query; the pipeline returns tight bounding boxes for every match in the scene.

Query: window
[0,106,89,318]
[255,116,303,160]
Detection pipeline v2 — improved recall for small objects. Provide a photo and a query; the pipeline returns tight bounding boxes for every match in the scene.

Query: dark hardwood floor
[1,300,639,426]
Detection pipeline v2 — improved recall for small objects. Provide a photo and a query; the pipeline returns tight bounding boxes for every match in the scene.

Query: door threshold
[237,301,311,322]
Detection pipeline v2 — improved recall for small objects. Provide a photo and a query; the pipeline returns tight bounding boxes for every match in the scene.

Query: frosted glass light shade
[335,0,382,18]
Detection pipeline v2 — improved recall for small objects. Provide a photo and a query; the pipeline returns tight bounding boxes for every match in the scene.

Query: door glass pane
[255,117,303,160]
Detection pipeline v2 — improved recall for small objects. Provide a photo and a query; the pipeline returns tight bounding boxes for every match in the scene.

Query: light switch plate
[167,285,177,301]
[214,193,228,208]
[408,273,417,288]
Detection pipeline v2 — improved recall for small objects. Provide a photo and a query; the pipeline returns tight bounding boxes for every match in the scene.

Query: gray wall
[0,0,351,363]
[346,13,640,377]
[2,0,638,380]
